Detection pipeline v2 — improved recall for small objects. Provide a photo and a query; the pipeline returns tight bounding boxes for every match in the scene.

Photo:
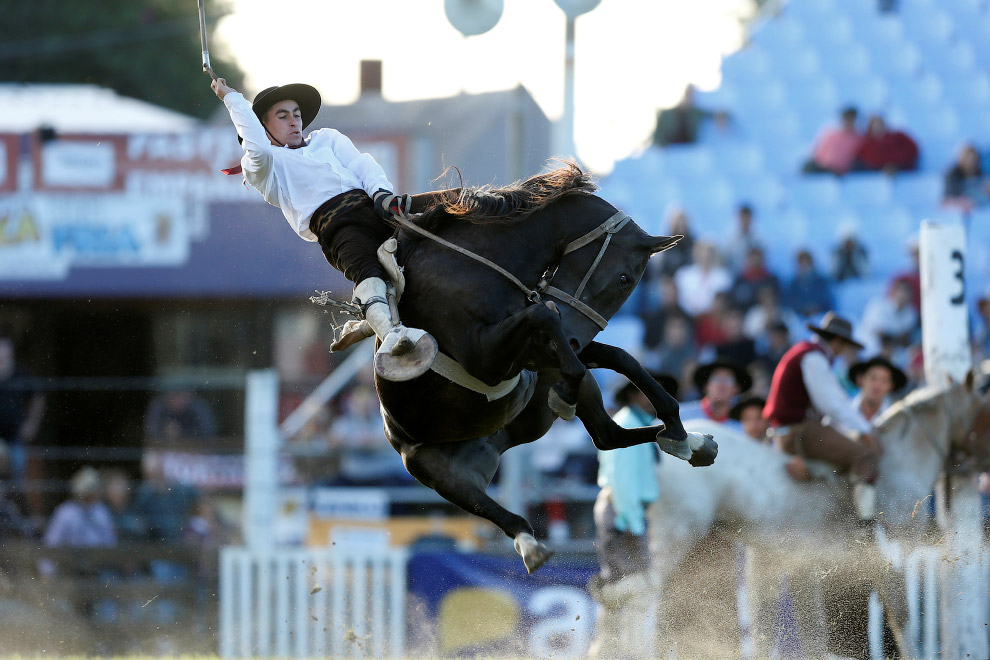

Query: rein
[391,209,632,331]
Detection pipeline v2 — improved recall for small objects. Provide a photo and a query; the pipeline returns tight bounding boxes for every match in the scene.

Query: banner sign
[407,551,598,658]
[159,450,296,489]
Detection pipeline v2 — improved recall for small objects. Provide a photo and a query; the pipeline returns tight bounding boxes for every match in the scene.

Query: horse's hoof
[514,532,554,574]
[547,387,576,420]
[687,432,718,467]
[374,335,438,382]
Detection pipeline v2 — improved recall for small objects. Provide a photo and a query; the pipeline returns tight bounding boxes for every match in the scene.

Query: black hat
[729,395,766,422]
[806,311,864,350]
[252,83,322,129]
[613,371,679,407]
[692,359,752,395]
[848,356,908,392]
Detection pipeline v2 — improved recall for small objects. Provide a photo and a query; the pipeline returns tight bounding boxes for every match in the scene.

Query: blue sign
[407,551,598,658]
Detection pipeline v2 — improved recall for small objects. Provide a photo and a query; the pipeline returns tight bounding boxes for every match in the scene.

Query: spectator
[679,359,752,425]
[640,275,691,353]
[698,110,740,145]
[325,383,412,487]
[722,203,763,274]
[832,221,869,282]
[0,442,32,538]
[712,306,760,369]
[783,250,834,319]
[730,246,779,310]
[972,293,990,362]
[762,320,793,371]
[943,143,990,212]
[889,235,921,314]
[651,85,712,147]
[44,466,116,548]
[743,285,802,349]
[654,206,696,278]
[729,395,769,443]
[132,450,198,543]
[857,279,919,357]
[0,336,45,485]
[144,387,217,443]
[590,371,669,658]
[852,115,919,174]
[103,469,147,541]
[694,291,732,350]
[674,240,732,316]
[803,106,863,175]
[643,315,697,396]
[848,356,907,422]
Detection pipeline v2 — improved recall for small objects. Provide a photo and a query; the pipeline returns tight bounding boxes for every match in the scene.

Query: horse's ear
[650,234,683,254]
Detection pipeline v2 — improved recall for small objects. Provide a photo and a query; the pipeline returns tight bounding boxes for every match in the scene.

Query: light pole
[553,0,601,160]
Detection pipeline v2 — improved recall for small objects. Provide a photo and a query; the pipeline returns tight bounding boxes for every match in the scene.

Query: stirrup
[374,330,438,382]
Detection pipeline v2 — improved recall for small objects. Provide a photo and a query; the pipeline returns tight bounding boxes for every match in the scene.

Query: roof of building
[0,83,200,133]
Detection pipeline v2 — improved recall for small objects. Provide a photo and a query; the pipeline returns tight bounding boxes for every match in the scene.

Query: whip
[197,0,218,80]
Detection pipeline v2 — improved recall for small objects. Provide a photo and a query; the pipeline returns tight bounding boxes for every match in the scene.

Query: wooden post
[920,221,985,660]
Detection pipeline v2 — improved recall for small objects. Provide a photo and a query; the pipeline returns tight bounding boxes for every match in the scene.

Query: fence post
[920,221,985,660]
[245,369,280,551]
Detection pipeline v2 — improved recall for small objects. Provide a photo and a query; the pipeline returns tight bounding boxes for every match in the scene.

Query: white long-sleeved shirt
[800,341,873,435]
[223,92,392,241]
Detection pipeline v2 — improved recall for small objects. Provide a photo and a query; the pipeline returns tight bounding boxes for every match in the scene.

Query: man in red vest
[763,312,880,521]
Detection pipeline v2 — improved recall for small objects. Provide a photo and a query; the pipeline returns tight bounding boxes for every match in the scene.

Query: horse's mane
[414,160,597,232]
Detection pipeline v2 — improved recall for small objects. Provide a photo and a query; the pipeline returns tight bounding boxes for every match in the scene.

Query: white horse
[647,374,990,659]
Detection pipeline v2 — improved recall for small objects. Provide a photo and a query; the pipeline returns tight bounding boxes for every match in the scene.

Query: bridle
[391,209,633,332]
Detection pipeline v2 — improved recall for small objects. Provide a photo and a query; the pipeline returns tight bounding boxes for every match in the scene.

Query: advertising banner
[407,551,598,658]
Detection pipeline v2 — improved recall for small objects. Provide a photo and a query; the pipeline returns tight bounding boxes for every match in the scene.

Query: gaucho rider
[763,312,882,522]
[211,78,439,380]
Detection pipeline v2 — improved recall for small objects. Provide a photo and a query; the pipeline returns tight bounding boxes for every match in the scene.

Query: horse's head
[547,211,680,352]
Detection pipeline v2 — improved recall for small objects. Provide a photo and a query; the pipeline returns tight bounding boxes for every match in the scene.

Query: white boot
[853,482,877,521]
[352,277,438,381]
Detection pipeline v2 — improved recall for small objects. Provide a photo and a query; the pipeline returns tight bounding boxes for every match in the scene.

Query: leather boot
[352,277,437,381]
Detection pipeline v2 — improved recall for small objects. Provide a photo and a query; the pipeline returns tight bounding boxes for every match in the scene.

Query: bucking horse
[353,162,717,573]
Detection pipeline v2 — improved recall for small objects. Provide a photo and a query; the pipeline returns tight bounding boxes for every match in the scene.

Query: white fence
[219,546,409,658]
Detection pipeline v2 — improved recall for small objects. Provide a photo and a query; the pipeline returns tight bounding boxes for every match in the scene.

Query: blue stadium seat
[785,0,838,23]
[730,78,789,121]
[965,208,990,286]
[893,173,944,213]
[956,107,990,144]
[788,176,843,211]
[868,40,923,79]
[887,74,943,111]
[771,46,823,83]
[953,21,990,70]
[901,6,955,48]
[720,46,773,86]
[940,70,990,109]
[834,278,890,318]
[656,145,714,181]
[834,75,889,113]
[751,15,805,54]
[709,143,765,179]
[797,13,854,51]
[826,43,872,81]
[924,42,977,80]
[731,173,787,215]
[841,173,895,212]
[760,135,809,175]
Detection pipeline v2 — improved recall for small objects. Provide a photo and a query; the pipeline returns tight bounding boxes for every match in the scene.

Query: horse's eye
[619,274,631,287]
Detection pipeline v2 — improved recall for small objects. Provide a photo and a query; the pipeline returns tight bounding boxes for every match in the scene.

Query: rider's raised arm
[323,129,393,197]
[223,91,276,178]
[800,350,873,435]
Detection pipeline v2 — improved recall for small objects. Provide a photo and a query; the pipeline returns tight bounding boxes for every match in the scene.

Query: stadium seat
[940,70,990,110]
[892,173,944,213]
[834,277,890,318]
[760,136,809,175]
[826,43,872,80]
[720,47,773,86]
[731,173,787,215]
[709,143,765,179]
[797,13,854,51]
[900,6,954,48]
[953,21,990,70]
[785,0,838,23]
[868,40,922,79]
[924,42,977,80]
[956,107,990,144]
[771,47,823,83]
[842,173,895,212]
[834,75,889,114]
[887,74,942,111]
[656,145,715,181]
[751,15,805,54]
[730,78,789,121]
[788,176,843,211]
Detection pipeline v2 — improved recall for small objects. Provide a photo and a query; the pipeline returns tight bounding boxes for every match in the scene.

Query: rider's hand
[211,77,236,100]
[859,431,883,455]
[373,189,412,220]
[785,456,811,481]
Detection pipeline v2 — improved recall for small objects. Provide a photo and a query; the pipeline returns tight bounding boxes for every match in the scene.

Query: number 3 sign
[920,220,972,385]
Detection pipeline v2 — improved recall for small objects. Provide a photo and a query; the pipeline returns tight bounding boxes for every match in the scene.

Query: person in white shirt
[211,78,437,381]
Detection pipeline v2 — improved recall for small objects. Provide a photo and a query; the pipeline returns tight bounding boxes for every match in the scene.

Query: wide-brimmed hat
[807,311,864,350]
[613,371,679,407]
[848,356,908,392]
[729,395,766,421]
[252,83,322,129]
[692,359,752,395]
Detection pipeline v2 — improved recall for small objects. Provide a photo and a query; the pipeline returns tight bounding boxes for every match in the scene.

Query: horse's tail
[421,160,598,227]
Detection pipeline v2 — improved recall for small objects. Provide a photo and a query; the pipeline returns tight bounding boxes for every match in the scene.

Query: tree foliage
[1,0,244,119]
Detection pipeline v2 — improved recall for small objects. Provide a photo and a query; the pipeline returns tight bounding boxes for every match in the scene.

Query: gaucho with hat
[210,77,441,382]
[678,358,752,424]
[763,311,881,521]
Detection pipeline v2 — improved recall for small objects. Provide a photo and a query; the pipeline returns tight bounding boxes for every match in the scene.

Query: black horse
[374,163,716,572]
